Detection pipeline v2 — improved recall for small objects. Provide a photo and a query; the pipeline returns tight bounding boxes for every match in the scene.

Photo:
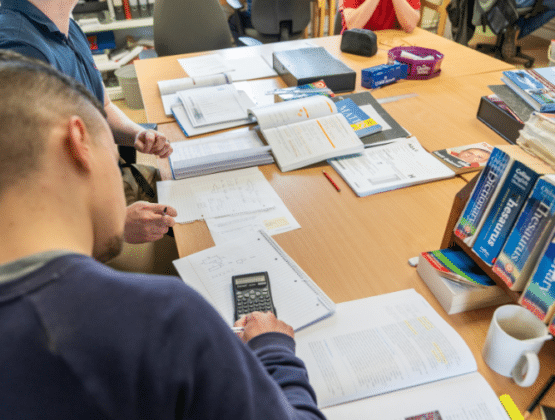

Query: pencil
[523,375,555,419]
[323,170,341,192]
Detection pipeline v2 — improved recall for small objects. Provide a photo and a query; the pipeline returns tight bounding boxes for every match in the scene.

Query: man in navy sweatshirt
[0,50,326,420]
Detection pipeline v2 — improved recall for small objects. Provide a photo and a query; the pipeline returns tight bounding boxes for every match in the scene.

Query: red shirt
[341,0,420,31]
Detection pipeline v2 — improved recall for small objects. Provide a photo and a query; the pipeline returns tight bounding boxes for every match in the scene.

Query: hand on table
[234,311,294,343]
[124,202,177,244]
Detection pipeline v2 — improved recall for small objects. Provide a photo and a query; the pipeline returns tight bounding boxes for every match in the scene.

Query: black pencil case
[340,28,378,57]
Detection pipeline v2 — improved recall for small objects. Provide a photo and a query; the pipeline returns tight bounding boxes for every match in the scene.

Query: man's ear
[65,116,93,172]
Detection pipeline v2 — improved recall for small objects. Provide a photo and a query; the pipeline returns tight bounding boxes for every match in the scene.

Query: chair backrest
[418,0,451,36]
[153,0,233,57]
[250,0,311,36]
[334,10,343,35]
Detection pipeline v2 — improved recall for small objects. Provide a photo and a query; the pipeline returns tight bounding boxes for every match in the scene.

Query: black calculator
[232,271,277,321]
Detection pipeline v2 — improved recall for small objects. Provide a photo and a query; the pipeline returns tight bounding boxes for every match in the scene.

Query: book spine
[549,311,555,336]
[493,176,555,290]
[472,161,540,265]
[147,0,155,16]
[454,147,510,243]
[128,0,141,18]
[112,0,126,20]
[106,0,116,21]
[518,233,555,322]
[122,0,132,19]
[137,0,149,17]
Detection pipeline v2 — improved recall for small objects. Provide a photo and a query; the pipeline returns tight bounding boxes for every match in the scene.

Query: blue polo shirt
[0,0,104,104]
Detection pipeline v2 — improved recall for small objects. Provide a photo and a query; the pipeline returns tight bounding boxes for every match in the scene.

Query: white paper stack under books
[173,230,335,331]
[294,289,511,419]
[168,130,273,179]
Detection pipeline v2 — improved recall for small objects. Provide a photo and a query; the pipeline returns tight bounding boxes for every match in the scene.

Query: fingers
[123,202,177,244]
[239,311,294,343]
[135,130,173,158]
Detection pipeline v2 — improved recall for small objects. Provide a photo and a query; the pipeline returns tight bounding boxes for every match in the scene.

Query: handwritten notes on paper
[156,167,276,223]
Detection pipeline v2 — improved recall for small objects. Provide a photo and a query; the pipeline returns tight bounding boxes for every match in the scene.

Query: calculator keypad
[234,281,275,319]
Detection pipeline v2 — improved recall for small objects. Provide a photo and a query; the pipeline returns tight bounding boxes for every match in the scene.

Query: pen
[231,326,245,333]
[323,170,341,192]
[524,375,555,419]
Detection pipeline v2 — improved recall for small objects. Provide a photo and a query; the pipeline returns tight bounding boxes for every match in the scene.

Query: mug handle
[511,352,540,387]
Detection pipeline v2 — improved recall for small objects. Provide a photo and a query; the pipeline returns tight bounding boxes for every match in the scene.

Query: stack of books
[477,67,555,143]
[417,247,511,314]
[448,145,555,327]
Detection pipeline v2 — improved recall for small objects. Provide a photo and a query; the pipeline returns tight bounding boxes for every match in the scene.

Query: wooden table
[138,31,554,419]
[135,27,516,124]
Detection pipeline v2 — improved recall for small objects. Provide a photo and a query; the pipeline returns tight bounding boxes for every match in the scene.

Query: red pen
[323,170,341,192]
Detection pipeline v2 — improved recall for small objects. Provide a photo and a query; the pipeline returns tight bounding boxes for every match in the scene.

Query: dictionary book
[518,229,555,322]
[493,174,555,291]
[472,147,553,266]
[453,147,512,247]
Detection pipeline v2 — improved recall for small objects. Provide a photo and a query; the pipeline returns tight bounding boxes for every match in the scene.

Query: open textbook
[248,95,364,172]
[295,289,510,419]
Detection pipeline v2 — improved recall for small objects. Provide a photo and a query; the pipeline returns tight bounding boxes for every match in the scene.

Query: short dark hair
[0,50,107,195]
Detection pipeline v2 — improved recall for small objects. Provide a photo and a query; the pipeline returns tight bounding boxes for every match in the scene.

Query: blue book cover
[502,69,555,112]
[493,175,555,290]
[336,98,382,138]
[454,147,511,242]
[422,247,496,286]
[472,160,540,266]
[519,231,555,321]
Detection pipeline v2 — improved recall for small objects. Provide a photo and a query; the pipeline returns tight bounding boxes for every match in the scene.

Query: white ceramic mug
[482,305,552,387]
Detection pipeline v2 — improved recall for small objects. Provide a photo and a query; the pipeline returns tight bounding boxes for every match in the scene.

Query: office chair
[334,10,343,35]
[227,0,311,43]
[152,0,260,57]
[475,0,542,68]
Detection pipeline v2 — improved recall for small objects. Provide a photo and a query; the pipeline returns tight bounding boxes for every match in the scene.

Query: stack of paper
[168,130,273,180]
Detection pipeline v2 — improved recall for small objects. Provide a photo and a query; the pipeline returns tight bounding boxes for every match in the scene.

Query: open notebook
[173,230,335,330]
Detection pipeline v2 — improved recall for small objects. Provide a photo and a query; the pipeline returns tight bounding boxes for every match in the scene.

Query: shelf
[80,17,153,34]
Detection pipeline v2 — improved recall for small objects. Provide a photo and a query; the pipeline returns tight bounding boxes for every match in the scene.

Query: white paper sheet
[321,372,510,420]
[205,183,300,245]
[156,167,276,223]
[178,54,233,77]
[227,56,277,81]
[295,289,477,409]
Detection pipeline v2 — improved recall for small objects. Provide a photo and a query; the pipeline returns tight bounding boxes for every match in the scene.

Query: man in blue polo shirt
[0,0,176,245]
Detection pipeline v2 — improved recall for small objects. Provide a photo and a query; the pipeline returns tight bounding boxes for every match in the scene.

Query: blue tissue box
[361,62,408,89]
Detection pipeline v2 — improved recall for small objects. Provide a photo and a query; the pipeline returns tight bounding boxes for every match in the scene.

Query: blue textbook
[493,174,555,291]
[336,98,382,138]
[502,68,555,112]
[472,147,553,266]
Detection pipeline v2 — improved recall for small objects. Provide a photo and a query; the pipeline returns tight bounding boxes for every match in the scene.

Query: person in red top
[340,0,420,33]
